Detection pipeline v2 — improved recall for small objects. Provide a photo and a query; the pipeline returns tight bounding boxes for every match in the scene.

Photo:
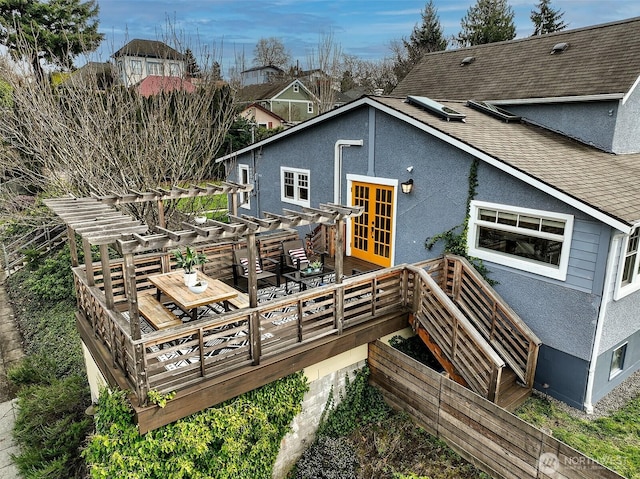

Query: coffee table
[282,266,334,293]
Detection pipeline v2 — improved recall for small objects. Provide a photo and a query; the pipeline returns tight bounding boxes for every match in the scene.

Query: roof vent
[461,56,475,66]
[467,100,521,123]
[550,42,569,54]
[405,95,466,122]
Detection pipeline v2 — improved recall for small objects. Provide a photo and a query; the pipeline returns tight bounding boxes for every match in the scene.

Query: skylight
[461,56,475,66]
[550,42,569,54]
[466,100,521,123]
[405,96,466,122]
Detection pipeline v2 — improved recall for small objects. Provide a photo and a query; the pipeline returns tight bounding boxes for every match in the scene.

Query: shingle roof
[373,96,640,227]
[235,81,291,103]
[113,39,184,61]
[393,17,640,101]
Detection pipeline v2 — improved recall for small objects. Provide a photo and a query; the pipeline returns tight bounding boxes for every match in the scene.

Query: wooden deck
[76,248,539,433]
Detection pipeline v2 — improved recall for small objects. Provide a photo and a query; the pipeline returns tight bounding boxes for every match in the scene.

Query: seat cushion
[240,257,263,275]
[289,248,309,267]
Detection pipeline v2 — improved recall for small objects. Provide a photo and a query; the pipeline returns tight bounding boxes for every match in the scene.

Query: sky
[89,0,640,76]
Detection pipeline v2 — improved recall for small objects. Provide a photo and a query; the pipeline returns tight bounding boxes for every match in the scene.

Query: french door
[350,181,394,267]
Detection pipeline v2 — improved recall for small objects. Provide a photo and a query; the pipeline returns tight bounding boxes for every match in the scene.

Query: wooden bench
[138,295,182,330]
[225,292,250,310]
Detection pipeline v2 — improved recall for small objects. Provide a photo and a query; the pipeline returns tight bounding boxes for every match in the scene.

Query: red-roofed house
[137,75,196,97]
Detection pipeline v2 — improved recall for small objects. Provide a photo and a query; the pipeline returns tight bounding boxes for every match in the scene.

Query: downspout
[583,233,623,413]
[334,139,364,204]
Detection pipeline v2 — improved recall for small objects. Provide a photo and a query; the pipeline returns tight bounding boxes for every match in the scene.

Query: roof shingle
[393,17,640,101]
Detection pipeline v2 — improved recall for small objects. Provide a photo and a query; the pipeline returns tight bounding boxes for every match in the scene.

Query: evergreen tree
[0,0,103,84]
[457,0,516,47]
[531,0,567,35]
[393,0,447,84]
[184,48,201,77]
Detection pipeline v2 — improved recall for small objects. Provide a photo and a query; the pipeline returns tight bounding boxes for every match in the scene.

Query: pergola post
[124,253,142,341]
[82,238,95,286]
[230,191,239,217]
[67,225,79,267]
[335,218,345,334]
[100,244,114,311]
[247,232,258,308]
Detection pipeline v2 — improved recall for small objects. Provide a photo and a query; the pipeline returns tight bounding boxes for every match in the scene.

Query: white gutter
[583,233,623,413]
[334,139,363,204]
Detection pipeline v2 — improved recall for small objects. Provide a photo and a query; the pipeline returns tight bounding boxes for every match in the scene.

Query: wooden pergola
[44,183,364,341]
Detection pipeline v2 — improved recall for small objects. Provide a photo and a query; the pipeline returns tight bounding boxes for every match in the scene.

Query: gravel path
[532,368,640,420]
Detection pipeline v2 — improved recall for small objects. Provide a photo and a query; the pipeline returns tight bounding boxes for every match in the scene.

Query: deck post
[250,311,261,365]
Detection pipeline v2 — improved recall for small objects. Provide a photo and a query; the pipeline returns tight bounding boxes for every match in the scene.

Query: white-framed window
[130,60,142,74]
[169,62,181,76]
[307,102,313,114]
[293,83,299,93]
[609,343,627,379]
[615,227,640,299]
[281,167,310,207]
[467,201,574,280]
[148,61,163,75]
[238,164,251,209]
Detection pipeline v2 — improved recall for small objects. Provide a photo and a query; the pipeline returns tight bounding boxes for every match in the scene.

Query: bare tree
[0,36,237,226]
[306,31,342,114]
[341,54,396,95]
[252,37,291,68]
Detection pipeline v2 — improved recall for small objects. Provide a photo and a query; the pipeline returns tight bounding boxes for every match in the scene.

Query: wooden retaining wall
[368,341,624,479]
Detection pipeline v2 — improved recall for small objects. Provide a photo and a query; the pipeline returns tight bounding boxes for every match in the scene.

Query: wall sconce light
[401,178,414,194]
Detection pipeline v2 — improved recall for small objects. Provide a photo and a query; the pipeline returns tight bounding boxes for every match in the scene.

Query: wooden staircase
[406,256,541,411]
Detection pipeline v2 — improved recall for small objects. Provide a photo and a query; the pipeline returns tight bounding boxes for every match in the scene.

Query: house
[112,39,186,89]
[239,102,286,129]
[217,17,640,412]
[240,65,284,86]
[235,79,320,124]
[136,75,195,97]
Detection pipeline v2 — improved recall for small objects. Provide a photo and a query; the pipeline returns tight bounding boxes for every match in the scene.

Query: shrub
[316,365,391,439]
[293,436,357,479]
[83,372,309,479]
[11,375,92,479]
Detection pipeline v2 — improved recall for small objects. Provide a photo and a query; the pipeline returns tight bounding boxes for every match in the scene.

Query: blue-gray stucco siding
[228,103,639,408]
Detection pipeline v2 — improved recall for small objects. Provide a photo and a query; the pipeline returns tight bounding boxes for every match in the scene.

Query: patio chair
[232,249,280,291]
[280,238,326,274]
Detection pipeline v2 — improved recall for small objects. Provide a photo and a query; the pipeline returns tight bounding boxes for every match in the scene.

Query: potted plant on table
[173,246,208,286]
[310,260,323,273]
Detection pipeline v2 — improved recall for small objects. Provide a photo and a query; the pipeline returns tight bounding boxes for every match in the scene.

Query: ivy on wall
[424,159,495,284]
[83,372,309,479]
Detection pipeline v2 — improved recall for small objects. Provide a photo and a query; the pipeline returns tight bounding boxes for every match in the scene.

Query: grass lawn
[515,393,640,478]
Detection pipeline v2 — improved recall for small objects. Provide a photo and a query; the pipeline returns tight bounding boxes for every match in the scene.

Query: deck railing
[405,264,506,400]
[76,261,408,403]
[439,255,541,388]
[75,252,539,408]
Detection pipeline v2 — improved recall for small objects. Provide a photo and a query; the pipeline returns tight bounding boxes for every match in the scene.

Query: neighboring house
[240,65,284,86]
[137,75,195,97]
[112,39,186,88]
[217,17,640,412]
[239,102,286,129]
[67,62,115,90]
[236,79,320,124]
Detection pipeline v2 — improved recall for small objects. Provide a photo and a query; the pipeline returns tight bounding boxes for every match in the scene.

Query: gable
[393,17,640,101]
[113,39,184,61]
[219,95,640,232]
